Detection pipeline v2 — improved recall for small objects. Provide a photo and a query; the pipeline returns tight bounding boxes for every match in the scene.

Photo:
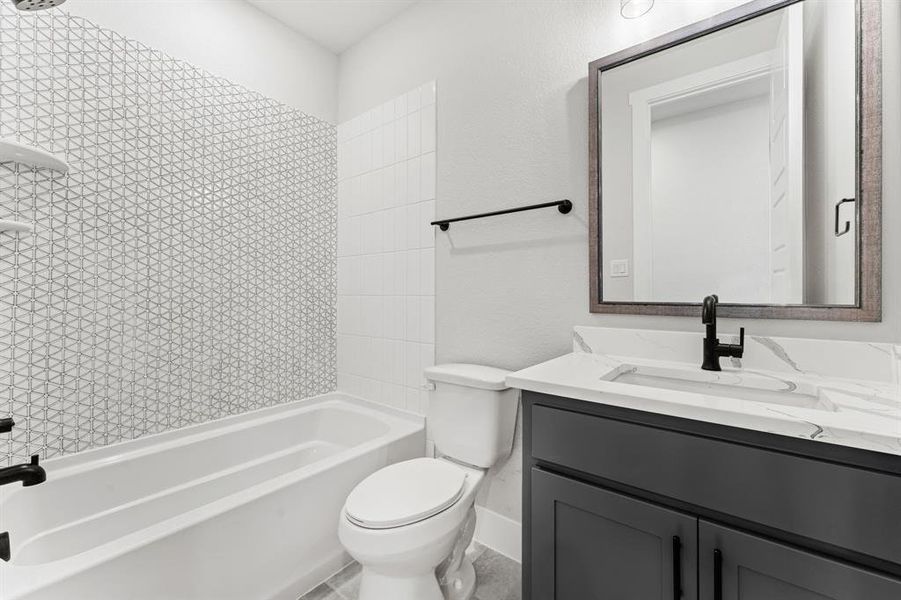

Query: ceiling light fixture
[621,0,654,19]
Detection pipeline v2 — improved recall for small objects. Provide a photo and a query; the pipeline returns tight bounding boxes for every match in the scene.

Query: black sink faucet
[701,294,745,371]
[0,454,46,487]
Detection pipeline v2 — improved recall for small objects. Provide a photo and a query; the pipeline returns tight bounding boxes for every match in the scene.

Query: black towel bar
[431,199,572,231]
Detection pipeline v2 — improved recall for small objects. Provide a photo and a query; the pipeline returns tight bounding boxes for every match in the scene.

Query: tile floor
[299,544,521,600]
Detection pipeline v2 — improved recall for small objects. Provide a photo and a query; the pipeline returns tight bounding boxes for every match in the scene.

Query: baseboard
[474,505,521,563]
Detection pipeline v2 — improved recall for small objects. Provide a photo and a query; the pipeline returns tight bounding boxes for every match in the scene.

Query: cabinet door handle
[713,549,723,600]
[672,536,682,599]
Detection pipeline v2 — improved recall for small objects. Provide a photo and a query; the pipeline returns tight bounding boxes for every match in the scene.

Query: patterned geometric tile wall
[0,6,337,466]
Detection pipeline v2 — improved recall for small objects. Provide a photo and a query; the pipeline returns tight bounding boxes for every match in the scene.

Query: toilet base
[358,567,444,600]
[441,555,476,600]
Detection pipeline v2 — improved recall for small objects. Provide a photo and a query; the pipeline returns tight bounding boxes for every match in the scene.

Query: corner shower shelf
[0,220,34,235]
[0,138,69,173]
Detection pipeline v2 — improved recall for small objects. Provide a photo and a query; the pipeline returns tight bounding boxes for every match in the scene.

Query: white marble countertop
[507,328,901,457]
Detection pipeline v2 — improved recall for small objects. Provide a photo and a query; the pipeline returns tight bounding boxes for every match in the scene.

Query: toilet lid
[345,458,468,529]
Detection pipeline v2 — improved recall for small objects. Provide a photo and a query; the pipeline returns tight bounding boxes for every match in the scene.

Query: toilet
[338,364,519,600]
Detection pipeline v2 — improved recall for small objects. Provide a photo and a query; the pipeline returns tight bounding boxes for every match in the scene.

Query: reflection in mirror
[600,1,856,306]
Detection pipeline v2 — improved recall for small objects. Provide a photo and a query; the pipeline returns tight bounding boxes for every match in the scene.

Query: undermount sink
[604,364,837,411]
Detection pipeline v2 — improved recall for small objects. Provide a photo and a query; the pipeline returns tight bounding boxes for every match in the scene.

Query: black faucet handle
[0,531,9,562]
[30,454,39,466]
[721,327,747,359]
[0,418,13,434]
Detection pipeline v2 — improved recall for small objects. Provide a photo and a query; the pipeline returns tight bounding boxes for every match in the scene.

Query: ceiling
[247,0,419,54]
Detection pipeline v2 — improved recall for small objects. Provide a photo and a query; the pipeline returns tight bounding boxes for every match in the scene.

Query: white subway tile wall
[337,82,437,416]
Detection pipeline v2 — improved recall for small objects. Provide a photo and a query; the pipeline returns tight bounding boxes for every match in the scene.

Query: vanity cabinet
[531,469,697,600]
[698,522,901,600]
[523,392,901,600]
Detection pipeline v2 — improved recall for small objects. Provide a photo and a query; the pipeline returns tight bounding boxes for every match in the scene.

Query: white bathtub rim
[14,392,421,480]
[33,395,341,471]
[0,395,425,599]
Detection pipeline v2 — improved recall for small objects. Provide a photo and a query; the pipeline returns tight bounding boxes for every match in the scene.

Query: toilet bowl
[338,457,484,600]
[337,364,519,600]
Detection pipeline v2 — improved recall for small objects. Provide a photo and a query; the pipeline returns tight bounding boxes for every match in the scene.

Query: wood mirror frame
[588,0,882,321]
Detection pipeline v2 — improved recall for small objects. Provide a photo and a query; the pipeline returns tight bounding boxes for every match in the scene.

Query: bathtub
[0,393,425,600]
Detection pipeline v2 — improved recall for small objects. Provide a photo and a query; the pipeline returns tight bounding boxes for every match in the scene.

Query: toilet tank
[424,364,519,469]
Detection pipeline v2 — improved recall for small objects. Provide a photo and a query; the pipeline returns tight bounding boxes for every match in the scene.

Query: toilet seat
[345,458,468,530]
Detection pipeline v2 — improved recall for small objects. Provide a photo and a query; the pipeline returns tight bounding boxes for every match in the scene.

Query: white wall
[598,10,782,301]
[338,0,901,525]
[803,0,857,305]
[649,96,772,303]
[63,0,338,122]
[336,82,437,417]
[821,0,856,304]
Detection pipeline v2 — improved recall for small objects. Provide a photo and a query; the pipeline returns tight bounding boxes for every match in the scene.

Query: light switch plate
[610,259,629,278]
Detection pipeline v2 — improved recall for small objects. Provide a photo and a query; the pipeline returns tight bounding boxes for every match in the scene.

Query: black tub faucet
[0,455,44,562]
[701,294,745,371]
[0,421,46,562]
[0,454,46,488]
[0,419,45,488]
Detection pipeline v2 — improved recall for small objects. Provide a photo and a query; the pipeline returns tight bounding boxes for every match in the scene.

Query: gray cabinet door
[531,469,697,600]
[699,521,901,600]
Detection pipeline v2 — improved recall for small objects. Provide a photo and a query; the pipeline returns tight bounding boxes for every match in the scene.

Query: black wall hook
[431,199,572,231]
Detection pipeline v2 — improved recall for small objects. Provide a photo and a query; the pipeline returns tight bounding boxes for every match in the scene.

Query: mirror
[588,0,882,321]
